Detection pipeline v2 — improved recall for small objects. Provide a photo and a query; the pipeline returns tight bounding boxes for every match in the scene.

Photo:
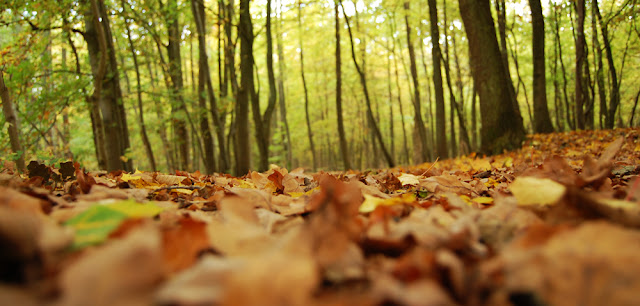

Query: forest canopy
[1,0,639,175]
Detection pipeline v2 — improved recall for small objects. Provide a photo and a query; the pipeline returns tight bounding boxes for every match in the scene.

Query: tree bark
[0,71,26,172]
[191,0,216,173]
[253,0,277,172]
[162,0,190,171]
[553,4,574,130]
[594,1,620,129]
[458,0,525,154]
[276,1,293,169]
[298,0,316,171]
[335,2,351,170]
[85,0,132,171]
[391,29,411,165]
[427,0,448,159]
[575,0,587,129]
[403,1,429,163]
[122,2,157,172]
[529,0,555,133]
[236,0,252,175]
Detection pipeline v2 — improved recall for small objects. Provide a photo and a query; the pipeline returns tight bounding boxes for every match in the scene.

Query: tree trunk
[553,4,574,130]
[340,0,394,168]
[391,31,411,165]
[298,0,316,171]
[335,2,351,170]
[147,61,175,172]
[236,0,253,175]
[427,0,448,159]
[403,1,429,163]
[442,51,471,156]
[386,40,395,163]
[162,0,190,171]
[594,1,620,129]
[246,0,276,172]
[191,0,216,173]
[85,0,132,172]
[529,0,555,133]
[122,6,157,172]
[0,71,26,172]
[592,0,607,129]
[458,0,525,154]
[442,0,459,157]
[574,0,587,129]
[276,1,293,169]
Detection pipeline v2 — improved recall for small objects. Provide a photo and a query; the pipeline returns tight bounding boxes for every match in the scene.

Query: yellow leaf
[359,193,415,213]
[397,173,420,186]
[108,199,166,218]
[288,187,318,198]
[510,176,566,207]
[471,159,492,171]
[120,170,144,182]
[472,196,493,205]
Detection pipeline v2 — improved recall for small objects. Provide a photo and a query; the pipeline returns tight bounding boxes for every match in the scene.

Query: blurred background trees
[1,0,639,174]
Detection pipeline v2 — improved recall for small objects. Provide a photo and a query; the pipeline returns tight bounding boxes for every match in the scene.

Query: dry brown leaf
[420,174,477,196]
[481,221,640,306]
[155,255,243,305]
[0,186,46,215]
[59,224,164,306]
[162,217,211,274]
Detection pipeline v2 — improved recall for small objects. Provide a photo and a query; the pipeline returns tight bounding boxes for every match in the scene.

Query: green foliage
[1,0,639,172]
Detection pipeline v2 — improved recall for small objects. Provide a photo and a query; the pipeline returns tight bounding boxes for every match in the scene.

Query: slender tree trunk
[426,0,448,159]
[236,0,253,175]
[0,71,26,172]
[122,6,157,171]
[335,2,350,170]
[191,0,216,173]
[529,0,555,133]
[403,1,429,163]
[551,13,563,131]
[221,0,236,162]
[391,35,411,165]
[276,1,292,169]
[340,0,394,167]
[594,1,620,128]
[442,50,471,156]
[162,0,190,171]
[195,0,229,172]
[297,0,316,171]
[553,5,574,130]
[629,88,640,127]
[459,0,525,154]
[60,47,73,159]
[575,0,587,129]
[471,85,478,150]
[442,0,458,156]
[147,61,174,172]
[246,0,276,172]
[386,40,395,162]
[510,43,534,130]
[592,1,607,129]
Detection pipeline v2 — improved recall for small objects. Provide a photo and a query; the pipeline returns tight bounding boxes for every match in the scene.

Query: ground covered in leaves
[2,128,640,306]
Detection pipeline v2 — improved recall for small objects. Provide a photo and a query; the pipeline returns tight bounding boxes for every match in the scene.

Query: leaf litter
[1,128,640,305]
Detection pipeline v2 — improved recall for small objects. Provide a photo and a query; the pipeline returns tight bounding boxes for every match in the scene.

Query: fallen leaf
[510,176,566,207]
[59,225,164,306]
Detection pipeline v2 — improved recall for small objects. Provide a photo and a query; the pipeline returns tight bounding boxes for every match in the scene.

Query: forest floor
[1,128,640,305]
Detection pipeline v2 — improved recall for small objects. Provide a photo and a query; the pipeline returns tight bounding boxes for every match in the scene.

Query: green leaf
[65,200,165,250]
[65,205,127,250]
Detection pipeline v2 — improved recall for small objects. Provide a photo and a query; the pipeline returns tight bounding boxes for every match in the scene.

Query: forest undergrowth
[1,127,640,305]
